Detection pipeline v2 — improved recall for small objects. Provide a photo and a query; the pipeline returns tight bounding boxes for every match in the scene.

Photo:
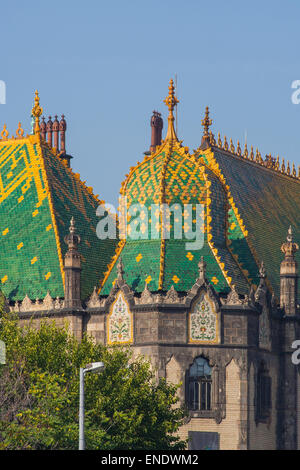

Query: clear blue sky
[1,0,300,206]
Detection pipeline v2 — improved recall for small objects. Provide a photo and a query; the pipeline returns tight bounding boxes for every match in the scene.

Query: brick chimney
[42,114,72,167]
[150,111,163,153]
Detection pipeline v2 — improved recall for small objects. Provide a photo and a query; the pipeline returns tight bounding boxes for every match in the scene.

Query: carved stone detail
[164,285,180,304]
[20,294,33,312]
[225,284,243,305]
[43,291,54,310]
[87,286,101,308]
[137,283,155,305]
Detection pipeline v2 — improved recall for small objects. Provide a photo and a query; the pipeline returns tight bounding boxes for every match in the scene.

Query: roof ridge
[205,132,300,182]
[36,134,65,287]
[200,148,275,295]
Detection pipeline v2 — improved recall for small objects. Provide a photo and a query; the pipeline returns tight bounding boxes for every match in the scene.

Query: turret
[280,226,299,316]
[64,217,82,310]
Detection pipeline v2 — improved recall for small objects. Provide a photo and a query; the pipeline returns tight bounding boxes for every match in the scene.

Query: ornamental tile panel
[189,290,220,344]
[107,291,133,345]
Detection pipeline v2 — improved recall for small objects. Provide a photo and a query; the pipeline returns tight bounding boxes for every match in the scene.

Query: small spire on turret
[282,225,298,256]
[64,216,81,250]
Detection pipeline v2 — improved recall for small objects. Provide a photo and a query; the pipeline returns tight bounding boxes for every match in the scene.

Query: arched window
[187,357,212,411]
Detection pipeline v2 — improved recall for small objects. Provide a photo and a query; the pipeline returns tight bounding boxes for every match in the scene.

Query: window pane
[207,382,211,410]
[194,382,199,410]
[189,357,211,377]
[201,382,206,410]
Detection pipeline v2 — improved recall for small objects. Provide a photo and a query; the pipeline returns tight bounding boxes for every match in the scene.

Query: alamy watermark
[291,80,300,104]
[96,197,205,251]
[0,81,6,104]
[291,340,300,365]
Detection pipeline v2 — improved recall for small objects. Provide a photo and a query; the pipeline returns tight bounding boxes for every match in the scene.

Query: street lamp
[79,362,105,450]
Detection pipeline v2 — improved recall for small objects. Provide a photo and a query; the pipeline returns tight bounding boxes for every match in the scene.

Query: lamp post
[79,361,105,450]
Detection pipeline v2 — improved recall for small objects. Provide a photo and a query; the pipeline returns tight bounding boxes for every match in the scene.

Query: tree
[0,312,187,450]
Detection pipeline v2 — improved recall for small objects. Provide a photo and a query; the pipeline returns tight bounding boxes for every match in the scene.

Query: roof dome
[100,80,251,295]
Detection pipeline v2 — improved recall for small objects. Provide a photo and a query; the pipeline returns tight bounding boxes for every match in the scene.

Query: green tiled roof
[211,149,300,297]
[101,143,251,296]
[0,134,117,301]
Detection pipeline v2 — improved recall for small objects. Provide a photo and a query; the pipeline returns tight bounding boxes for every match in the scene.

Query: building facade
[1,82,300,449]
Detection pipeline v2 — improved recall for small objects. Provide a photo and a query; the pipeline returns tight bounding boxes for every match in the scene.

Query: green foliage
[0,312,187,450]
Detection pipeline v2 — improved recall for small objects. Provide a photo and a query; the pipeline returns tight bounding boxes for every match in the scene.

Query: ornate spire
[202,106,212,137]
[31,90,43,134]
[200,106,213,149]
[163,79,179,142]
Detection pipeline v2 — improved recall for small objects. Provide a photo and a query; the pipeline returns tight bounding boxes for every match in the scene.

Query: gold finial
[163,79,179,142]
[250,145,254,160]
[16,122,24,138]
[236,140,241,156]
[201,106,212,137]
[243,142,248,158]
[1,124,9,140]
[209,130,216,145]
[31,90,43,134]
[223,136,228,151]
[230,138,235,153]
[287,161,290,175]
[292,163,296,177]
[217,132,222,148]
[275,155,279,171]
[281,158,285,173]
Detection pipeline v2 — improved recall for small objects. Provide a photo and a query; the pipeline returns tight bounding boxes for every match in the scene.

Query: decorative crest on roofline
[200,130,300,181]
